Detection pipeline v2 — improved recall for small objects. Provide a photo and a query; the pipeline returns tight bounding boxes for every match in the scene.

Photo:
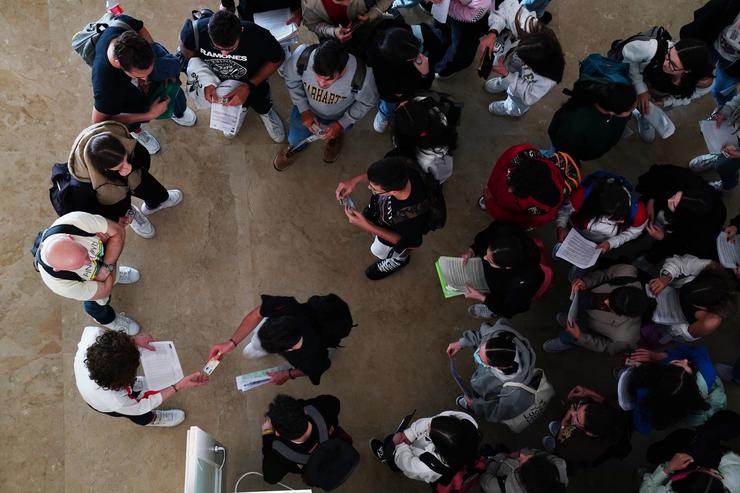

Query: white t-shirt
[74,326,163,415]
[38,211,108,304]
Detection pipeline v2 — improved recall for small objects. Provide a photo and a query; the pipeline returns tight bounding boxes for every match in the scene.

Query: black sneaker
[539,11,553,24]
[369,439,387,463]
[365,256,410,280]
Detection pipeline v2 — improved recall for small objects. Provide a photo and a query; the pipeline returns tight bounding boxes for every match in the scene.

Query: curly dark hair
[266,394,308,440]
[85,330,140,391]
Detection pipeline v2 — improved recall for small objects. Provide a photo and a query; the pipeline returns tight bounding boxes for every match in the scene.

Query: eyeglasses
[665,49,684,72]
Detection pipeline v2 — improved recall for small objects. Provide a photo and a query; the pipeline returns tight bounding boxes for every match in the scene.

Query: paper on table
[235,364,293,392]
[140,341,184,390]
[567,290,579,323]
[555,229,601,269]
[432,0,450,23]
[646,285,687,325]
[699,120,736,154]
[435,256,490,298]
[717,231,740,268]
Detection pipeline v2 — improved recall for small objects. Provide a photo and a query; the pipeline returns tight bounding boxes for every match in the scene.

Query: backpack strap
[271,441,311,466]
[304,405,330,442]
[192,18,200,54]
[350,57,367,94]
[35,224,96,282]
[418,452,453,476]
[497,476,508,492]
[297,44,319,76]
[501,381,538,393]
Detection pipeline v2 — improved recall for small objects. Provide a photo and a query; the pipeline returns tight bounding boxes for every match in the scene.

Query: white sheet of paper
[210,102,241,133]
[646,285,687,325]
[555,229,601,269]
[253,8,298,42]
[432,0,450,23]
[235,364,293,392]
[438,256,490,294]
[139,341,184,390]
[717,231,740,268]
[700,119,736,154]
[567,290,579,322]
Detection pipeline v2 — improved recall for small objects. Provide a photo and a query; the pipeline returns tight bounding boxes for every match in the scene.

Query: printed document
[646,285,687,325]
[140,341,184,390]
[253,9,298,44]
[567,290,579,323]
[699,120,736,154]
[435,256,490,298]
[555,229,601,269]
[210,102,241,134]
[236,364,293,392]
[717,231,740,268]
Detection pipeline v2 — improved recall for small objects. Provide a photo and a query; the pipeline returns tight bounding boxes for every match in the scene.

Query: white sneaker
[633,110,655,143]
[131,128,160,155]
[117,266,140,284]
[140,189,183,216]
[468,303,495,319]
[488,101,508,116]
[128,206,155,239]
[258,108,286,143]
[147,409,186,427]
[373,111,390,133]
[171,107,197,127]
[103,313,140,335]
[689,153,720,172]
[484,77,508,94]
[224,107,249,138]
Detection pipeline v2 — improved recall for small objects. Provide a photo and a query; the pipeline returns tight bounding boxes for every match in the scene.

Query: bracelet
[229,338,238,348]
[172,384,178,393]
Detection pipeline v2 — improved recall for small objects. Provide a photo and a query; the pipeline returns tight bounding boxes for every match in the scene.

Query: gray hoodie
[458,320,536,423]
[284,44,379,130]
[480,451,569,493]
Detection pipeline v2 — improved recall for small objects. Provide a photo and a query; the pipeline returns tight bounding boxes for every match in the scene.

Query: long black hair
[680,264,737,318]
[513,13,565,83]
[561,82,637,113]
[482,331,519,374]
[87,134,129,185]
[575,175,634,232]
[429,415,481,470]
[627,362,709,430]
[643,38,712,98]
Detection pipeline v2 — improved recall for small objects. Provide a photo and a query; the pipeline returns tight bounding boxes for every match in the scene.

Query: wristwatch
[102,263,116,273]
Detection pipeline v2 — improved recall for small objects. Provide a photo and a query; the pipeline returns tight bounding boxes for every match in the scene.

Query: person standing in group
[91,15,196,155]
[34,211,141,335]
[67,121,183,239]
[428,0,491,80]
[179,9,286,141]
[74,326,208,427]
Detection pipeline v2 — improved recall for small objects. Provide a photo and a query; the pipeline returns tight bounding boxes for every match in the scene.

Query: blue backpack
[578,53,631,87]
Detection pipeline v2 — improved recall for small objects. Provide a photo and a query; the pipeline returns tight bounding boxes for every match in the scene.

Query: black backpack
[49,163,100,217]
[607,26,672,62]
[296,44,367,94]
[305,293,355,348]
[389,157,447,233]
[31,224,96,281]
[271,405,359,491]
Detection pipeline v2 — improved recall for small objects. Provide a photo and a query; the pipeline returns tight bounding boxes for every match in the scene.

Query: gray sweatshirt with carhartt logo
[284,44,379,130]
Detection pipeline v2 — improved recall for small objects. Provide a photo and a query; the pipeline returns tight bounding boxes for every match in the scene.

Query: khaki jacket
[302,0,392,38]
[68,121,141,206]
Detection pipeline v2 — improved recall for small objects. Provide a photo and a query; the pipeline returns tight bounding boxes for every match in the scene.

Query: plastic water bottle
[106,0,124,15]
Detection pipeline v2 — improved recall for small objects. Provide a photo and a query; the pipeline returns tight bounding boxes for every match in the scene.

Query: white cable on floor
[233,471,295,492]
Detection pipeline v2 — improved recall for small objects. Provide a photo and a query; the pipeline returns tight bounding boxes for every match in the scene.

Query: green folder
[435,258,464,299]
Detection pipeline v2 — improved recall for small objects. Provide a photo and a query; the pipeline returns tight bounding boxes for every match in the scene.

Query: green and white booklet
[435,256,490,298]
[235,364,293,392]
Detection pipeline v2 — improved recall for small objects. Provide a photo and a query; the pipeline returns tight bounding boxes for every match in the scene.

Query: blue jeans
[714,62,740,108]
[716,154,740,190]
[83,299,116,325]
[287,106,352,151]
[378,100,398,120]
[433,16,489,76]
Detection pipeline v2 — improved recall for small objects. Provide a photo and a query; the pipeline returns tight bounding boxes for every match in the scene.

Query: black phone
[478,48,494,80]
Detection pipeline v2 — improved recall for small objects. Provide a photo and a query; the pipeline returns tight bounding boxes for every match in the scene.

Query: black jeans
[433,16,489,76]
[646,410,740,468]
[89,396,155,426]
[242,80,273,115]
[83,299,116,325]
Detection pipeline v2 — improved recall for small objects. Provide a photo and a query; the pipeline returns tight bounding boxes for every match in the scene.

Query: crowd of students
[30,0,740,491]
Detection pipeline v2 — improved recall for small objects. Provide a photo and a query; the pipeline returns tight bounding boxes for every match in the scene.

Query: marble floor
[1,0,739,492]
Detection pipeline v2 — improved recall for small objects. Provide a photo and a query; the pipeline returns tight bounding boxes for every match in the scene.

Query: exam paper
[210,102,241,134]
[140,341,184,390]
[436,256,490,297]
[555,229,601,269]
[253,9,298,42]
[567,290,579,323]
[699,120,736,154]
[646,285,687,325]
[717,231,740,268]
[432,0,450,23]
[236,364,293,392]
